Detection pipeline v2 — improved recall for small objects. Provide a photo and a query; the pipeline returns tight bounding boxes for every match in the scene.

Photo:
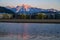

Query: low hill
[0,6,15,14]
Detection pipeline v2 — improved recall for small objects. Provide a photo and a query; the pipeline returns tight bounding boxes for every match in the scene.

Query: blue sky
[0,0,60,10]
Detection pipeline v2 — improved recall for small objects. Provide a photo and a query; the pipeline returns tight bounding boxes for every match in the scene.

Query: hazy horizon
[0,0,60,10]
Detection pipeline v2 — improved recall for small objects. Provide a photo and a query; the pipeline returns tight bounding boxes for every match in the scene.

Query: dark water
[0,23,60,40]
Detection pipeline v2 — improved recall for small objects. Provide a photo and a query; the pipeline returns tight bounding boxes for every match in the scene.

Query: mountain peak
[17,4,31,9]
[16,4,32,12]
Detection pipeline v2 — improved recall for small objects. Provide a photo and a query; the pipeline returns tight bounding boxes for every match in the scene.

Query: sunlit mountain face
[16,4,31,13]
[6,4,31,11]
[19,4,31,10]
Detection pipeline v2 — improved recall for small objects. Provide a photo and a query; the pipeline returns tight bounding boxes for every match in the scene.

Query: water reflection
[0,23,60,40]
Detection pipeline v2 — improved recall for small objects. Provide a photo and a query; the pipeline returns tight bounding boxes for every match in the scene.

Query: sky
[0,0,60,10]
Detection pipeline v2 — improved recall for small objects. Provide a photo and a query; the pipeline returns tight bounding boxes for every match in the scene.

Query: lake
[0,23,60,40]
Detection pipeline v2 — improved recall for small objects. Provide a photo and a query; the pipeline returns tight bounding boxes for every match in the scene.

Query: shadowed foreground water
[0,23,60,40]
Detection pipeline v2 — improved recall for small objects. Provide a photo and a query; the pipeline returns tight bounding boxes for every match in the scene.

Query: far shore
[0,19,60,23]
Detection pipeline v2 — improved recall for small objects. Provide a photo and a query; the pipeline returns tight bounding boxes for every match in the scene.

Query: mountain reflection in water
[0,23,60,40]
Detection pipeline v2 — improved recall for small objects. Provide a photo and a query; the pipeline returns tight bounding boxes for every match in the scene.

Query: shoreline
[0,19,60,23]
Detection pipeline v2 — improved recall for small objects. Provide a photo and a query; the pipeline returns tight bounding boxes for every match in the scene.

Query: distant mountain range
[0,4,60,15]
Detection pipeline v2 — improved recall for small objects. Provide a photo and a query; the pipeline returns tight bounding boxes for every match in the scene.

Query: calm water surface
[0,23,60,40]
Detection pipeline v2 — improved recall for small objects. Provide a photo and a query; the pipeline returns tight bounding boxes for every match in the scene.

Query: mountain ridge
[2,4,60,15]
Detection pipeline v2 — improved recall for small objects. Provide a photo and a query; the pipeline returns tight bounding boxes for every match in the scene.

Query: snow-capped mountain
[16,4,42,15]
[6,4,60,15]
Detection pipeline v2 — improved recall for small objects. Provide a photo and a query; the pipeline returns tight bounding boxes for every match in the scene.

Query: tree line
[12,13,60,19]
